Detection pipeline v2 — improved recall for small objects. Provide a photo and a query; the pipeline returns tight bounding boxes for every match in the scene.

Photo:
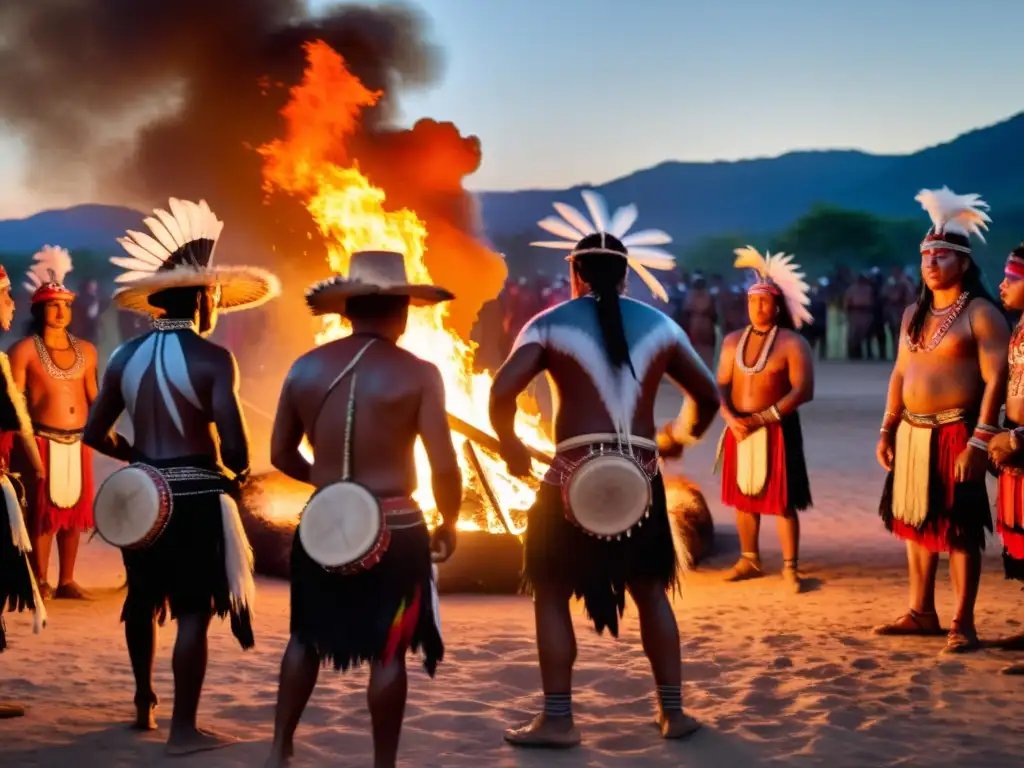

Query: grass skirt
[522,474,677,638]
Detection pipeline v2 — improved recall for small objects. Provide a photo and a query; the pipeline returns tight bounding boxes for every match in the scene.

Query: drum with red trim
[298,480,391,574]
[94,463,172,550]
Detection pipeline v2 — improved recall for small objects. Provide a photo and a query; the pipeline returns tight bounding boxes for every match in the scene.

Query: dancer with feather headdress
[7,246,99,601]
[715,247,815,593]
[874,187,1009,654]
[490,190,720,746]
[0,261,47,719]
[82,198,279,752]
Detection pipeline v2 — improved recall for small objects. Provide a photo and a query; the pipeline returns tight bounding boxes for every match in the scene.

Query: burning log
[664,475,716,566]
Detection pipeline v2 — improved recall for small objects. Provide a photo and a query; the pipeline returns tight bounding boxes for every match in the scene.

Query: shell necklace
[736,324,778,374]
[906,291,968,354]
[33,333,84,381]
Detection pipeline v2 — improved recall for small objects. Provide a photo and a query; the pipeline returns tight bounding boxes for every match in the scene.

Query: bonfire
[255,40,552,537]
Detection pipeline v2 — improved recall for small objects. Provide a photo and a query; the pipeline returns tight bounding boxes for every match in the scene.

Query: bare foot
[504,713,581,748]
[264,742,294,767]
[54,582,92,600]
[1001,662,1024,675]
[131,702,157,731]
[943,621,981,654]
[782,567,802,594]
[723,557,763,583]
[0,702,26,719]
[38,582,52,601]
[988,632,1024,651]
[657,710,702,739]
[166,727,239,756]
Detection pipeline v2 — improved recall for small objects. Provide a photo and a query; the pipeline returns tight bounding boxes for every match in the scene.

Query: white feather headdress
[109,197,281,317]
[733,246,813,329]
[24,245,74,300]
[915,186,990,252]
[531,189,676,302]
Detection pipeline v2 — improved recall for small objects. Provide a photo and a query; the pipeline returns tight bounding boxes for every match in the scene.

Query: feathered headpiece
[733,246,813,328]
[916,187,990,255]
[24,246,75,304]
[531,190,676,302]
[109,197,281,317]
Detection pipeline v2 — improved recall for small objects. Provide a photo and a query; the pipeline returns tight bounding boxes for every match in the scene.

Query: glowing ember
[259,41,552,534]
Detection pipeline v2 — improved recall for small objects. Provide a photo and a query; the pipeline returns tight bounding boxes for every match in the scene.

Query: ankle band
[657,684,682,713]
[742,552,760,562]
[543,692,572,718]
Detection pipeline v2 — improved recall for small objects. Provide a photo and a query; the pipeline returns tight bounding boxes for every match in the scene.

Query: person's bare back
[273,335,448,496]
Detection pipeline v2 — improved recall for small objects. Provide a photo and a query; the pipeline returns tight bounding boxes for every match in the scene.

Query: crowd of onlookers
[472,264,923,372]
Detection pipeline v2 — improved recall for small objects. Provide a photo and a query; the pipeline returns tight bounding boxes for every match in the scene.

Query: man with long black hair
[716,247,815,593]
[490,191,720,747]
[875,187,1009,653]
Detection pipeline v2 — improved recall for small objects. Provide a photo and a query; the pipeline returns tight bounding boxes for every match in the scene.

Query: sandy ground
[3,361,1024,767]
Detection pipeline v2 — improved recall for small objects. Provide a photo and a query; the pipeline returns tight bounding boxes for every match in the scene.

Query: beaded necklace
[735,324,778,374]
[33,333,84,381]
[905,291,968,354]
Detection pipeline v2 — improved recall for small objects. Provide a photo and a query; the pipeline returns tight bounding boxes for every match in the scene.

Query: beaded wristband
[880,410,900,434]
[968,423,1000,453]
[755,405,782,425]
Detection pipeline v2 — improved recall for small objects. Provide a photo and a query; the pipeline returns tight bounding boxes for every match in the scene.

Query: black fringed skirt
[522,473,678,638]
[120,455,253,649]
[289,511,444,677]
[0,477,37,653]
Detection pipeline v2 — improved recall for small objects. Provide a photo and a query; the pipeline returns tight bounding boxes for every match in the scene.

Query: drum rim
[93,463,171,548]
[565,451,653,537]
[299,478,384,568]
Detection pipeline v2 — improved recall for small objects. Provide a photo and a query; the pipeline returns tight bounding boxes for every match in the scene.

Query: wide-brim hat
[112,265,282,316]
[109,197,282,316]
[305,250,454,317]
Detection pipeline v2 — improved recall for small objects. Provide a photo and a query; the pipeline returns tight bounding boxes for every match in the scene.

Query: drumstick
[446,412,554,466]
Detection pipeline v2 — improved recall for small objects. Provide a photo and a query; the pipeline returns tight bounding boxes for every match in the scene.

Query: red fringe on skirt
[889,422,964,554]
[33,436,94,536]
[721,423,787,516]
[997,471,1024,561]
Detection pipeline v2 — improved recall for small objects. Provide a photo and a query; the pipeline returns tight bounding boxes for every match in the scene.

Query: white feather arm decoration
[531,190,676,302]
[733,245,813,329]
[23,245,73,295]
[915,186,991,241]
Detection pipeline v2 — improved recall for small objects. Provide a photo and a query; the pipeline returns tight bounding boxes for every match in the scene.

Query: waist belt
[32,423,83,445]
[555,432,659,454]
[379,496,424,530]
[153,465,232,497]
[901,409,969,428]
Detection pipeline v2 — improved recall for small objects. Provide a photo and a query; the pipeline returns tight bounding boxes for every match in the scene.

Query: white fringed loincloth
[2,474,47,633]
[46,438,83,509]
[735,427,769,496]
[219,494,255,619]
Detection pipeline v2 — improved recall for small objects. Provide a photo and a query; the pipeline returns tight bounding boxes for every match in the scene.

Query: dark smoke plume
[0,1,510,466]
[0,0,505,338]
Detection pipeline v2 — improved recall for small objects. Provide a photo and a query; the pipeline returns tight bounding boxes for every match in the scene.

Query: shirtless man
[265,250,461,768]
[0,263,46,718]
[8,247,99,599]
[492,191,720,747]
[716,247,815,592]
[83,198,279,753]
[985,243,1024,673]
[874,188,1008,653]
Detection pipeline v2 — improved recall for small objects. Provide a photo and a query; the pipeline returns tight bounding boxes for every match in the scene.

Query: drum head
[566,454,652,537]
[94,466,162,548]
[299,481,382,569]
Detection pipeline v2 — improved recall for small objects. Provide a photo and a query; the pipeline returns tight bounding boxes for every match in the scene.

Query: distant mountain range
[1,111,1022,256]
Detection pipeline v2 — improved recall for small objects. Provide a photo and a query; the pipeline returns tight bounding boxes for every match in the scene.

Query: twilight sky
[0,0,1020,217]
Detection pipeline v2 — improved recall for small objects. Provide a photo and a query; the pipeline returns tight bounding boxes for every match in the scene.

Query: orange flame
[259,41,552,533]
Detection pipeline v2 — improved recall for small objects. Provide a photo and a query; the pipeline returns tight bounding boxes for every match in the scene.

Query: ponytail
[573,251,635,378]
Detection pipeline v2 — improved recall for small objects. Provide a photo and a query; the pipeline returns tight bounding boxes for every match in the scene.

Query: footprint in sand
[773,656,794,669]
[851,657,879,671]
